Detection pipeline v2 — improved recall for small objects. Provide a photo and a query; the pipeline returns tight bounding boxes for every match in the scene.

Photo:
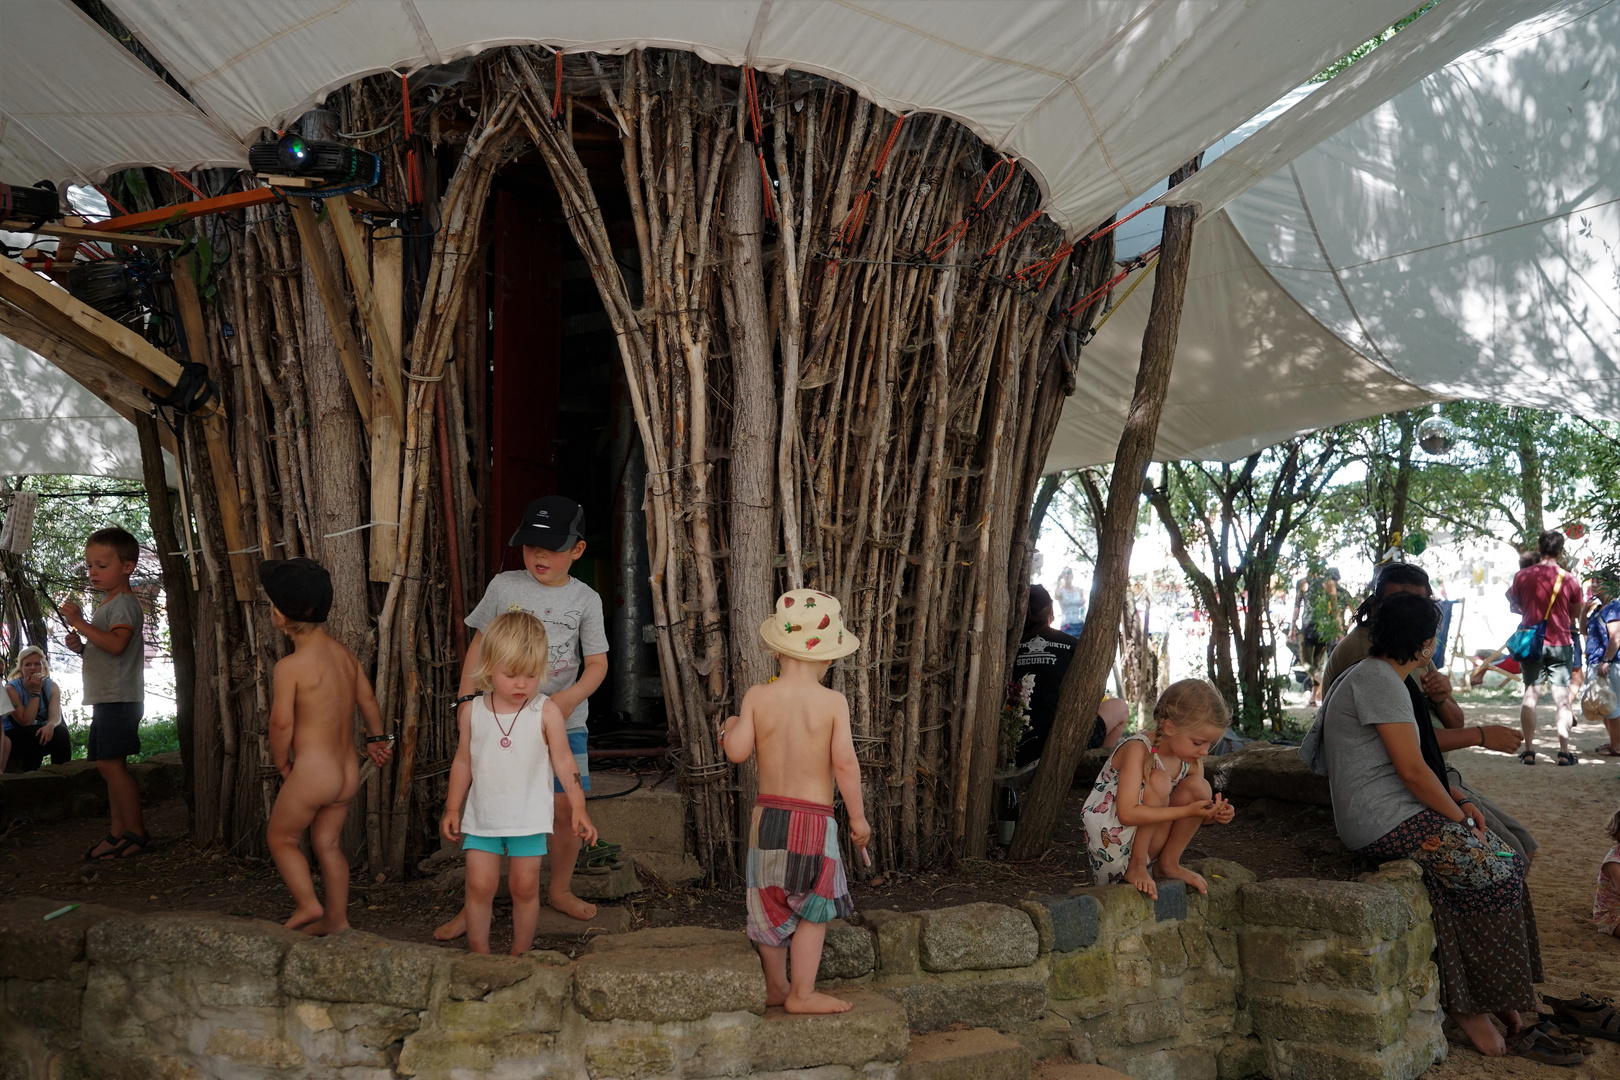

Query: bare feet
[1155,862,1210,895]
[765,980,791,1008]
[783,991,852,1015]
[550,890,597,921]
[433,909,467,941]
[1124,863,1159,900]
[302,914,350,936]
[1452,1011,1507,1057]
[285,903,324,931]
[1494,1010,1524,1037]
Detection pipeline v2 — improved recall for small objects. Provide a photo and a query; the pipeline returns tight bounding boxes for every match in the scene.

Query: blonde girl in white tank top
[441,612,598,955]
[1081,680,1236,899]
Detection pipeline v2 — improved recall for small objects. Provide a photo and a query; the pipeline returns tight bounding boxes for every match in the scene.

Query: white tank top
[459,693,555,837]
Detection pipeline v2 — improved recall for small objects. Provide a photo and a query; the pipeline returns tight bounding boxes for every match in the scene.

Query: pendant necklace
[493,702,521,749]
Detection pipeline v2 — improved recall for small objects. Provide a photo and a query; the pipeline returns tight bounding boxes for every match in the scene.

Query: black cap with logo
[508,495,585,552]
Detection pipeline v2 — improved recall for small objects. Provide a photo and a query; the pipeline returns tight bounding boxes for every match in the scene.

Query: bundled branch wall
[168,49,1117,877]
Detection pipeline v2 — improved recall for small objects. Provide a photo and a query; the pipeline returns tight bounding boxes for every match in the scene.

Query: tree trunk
[135,412,197,815]
[1010,156,1201,861]
[298,217,373,667]
[1516,424,1544,541]
[721,150,777,860]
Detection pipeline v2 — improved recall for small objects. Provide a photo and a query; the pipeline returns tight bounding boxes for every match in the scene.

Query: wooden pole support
[328,195,405,421]
[171,255,257,602]
[287,199,374,434]
[368,224,405,582]
[0,254,216,411]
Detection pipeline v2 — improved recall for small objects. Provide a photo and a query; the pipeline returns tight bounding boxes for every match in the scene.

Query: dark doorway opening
[482,129,662,741]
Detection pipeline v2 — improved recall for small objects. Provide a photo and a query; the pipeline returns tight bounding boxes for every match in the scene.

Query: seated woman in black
[1319,592,1551,1062]
[4,645,71,772]
[1011,586,1127,767]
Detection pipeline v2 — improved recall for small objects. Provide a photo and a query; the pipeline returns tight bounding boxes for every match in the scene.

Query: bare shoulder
[815,683,850,717]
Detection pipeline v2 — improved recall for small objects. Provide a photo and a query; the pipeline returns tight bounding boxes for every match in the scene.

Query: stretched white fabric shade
[100,0,1419,235]
[0,0,247,186]
[0,336,149,481]
[1046,212,1435,470]
[1047,0,1620,469]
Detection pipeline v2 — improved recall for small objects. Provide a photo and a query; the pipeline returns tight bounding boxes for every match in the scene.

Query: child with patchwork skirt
[722,589,870,1014]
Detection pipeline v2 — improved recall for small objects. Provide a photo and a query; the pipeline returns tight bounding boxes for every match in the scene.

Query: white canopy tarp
[1046,0,1620,468]
[0,335,149,481]
[43,0,1423,237]
[2,0,1614,478]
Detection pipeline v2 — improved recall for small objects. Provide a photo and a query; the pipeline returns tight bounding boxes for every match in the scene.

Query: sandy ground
[1421,700,1619,1077]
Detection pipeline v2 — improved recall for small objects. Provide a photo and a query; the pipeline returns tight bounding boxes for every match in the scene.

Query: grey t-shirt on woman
[1321,657,1427,850]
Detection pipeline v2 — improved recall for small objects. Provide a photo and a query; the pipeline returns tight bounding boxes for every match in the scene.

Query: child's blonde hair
[472,611,550,691]
[1145,679,1231,781]
[1607,807,1620,844]
[8,645,48,682]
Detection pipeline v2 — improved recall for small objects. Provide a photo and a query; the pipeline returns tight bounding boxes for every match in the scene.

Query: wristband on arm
[366,734,395,744]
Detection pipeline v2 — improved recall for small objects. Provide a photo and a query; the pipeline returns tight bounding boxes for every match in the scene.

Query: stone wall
[0,859,1444,1080]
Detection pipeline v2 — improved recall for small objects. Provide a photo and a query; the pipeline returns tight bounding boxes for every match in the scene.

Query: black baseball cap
[257,557,332,623]
[509,495,585,551]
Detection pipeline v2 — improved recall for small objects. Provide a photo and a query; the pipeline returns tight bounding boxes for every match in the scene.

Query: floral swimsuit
[1082,732,1190,884]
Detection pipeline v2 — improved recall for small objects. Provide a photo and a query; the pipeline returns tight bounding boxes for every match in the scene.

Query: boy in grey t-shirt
[63,526,149,859]
[435,496,608,939]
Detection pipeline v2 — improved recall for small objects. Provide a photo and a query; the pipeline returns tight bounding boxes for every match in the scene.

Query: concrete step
[901,1027,1032,1080]
[1031,1062,1133,1080]
[754,990,910,1071]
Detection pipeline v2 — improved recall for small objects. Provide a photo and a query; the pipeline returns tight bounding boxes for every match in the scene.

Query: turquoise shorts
[462,832,548,858]
[553,729,591,794]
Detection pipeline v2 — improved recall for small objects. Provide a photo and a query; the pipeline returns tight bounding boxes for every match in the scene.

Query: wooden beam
[288,199,374,434]
[328,196,404,421]
[368,224,405,582]
[81,187,394,236]
[82,189,277,234]
[172,255,256,601]
[0,254,219,413]
[2,219,183,249]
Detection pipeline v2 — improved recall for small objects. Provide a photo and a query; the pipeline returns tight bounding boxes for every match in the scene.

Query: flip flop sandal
[1535,1022,1596,1057]
[1594,745,1620,757]
[84,834,128,861]
[1519,750,1536,764]
[1508,1029,1584,1066]
[113,832,155,858]
[1557,750,1578,766]
[1544,994,1620,1043]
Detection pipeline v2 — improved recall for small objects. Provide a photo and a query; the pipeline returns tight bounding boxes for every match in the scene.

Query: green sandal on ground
[1519,750,1536,764]
[1556,750,1578,766]
[1544,994,1620,1042]
[576,840,623,875]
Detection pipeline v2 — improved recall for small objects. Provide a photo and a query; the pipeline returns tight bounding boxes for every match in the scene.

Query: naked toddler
[262,558,394,935]
[721,589,869,1014]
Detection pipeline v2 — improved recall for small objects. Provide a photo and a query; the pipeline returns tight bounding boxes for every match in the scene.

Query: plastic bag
[1582,675,1617,723]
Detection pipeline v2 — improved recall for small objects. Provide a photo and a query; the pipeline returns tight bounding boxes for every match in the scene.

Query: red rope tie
[827,113,906,274]
[921,156,1014,261]
[401,73,422,206]
[742,67,776,223]
[976,207,1042,268]
[553,49,564,121]
[1011,201,1157,288]
[168,168,206,200]
[94,184,129,217]
[1061,245,1159,319]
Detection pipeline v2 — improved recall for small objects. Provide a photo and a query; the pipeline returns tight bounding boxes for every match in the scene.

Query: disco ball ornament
[1417,415,1455,455]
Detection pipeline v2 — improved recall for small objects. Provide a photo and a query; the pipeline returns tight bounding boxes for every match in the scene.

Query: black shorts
[87,701,143,761]
[1086,714,1107,750]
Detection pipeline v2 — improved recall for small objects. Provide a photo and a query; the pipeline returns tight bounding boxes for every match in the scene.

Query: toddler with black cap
[435,495,609,938]
[259,557,394,936]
